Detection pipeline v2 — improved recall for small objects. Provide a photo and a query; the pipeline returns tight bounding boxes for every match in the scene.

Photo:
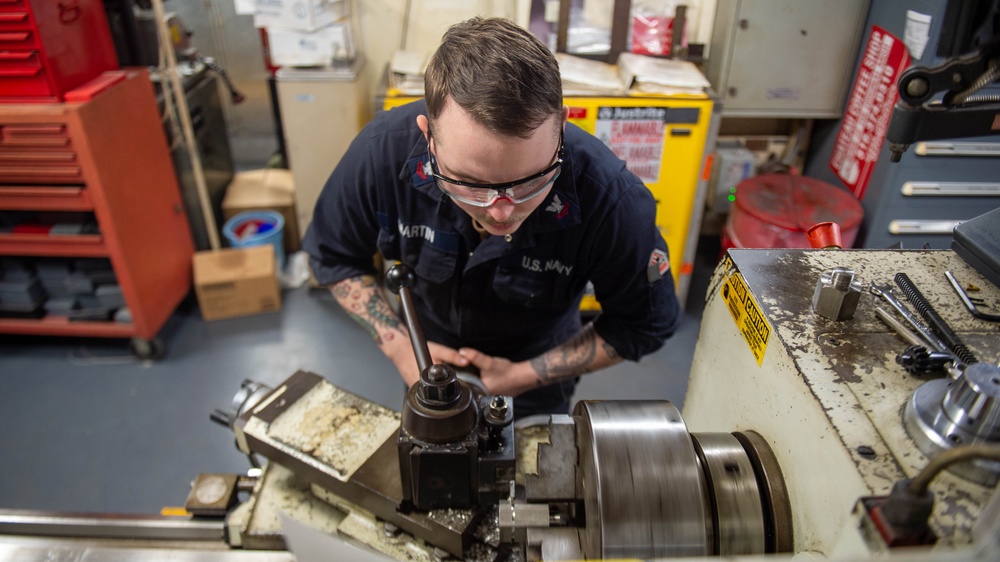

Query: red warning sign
[830,26,911,199]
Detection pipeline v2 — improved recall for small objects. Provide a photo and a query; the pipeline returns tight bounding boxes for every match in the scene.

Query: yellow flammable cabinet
[383,92,720,309]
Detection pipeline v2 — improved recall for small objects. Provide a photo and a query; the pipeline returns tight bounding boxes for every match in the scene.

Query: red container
[0,0,119,102]
[723,174,863,250]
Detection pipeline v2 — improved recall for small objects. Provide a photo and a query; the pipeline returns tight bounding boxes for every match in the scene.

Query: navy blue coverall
[303,100,681,417]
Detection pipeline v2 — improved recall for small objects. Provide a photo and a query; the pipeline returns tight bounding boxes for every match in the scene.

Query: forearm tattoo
[530,324,600,386]
[331,275,404,346]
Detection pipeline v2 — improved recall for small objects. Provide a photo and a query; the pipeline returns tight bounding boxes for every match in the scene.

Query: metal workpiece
[812,267,864,320]
[498,501,550,546]
[905,363,1000,486]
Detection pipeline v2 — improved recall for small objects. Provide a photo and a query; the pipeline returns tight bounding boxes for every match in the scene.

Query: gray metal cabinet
[706,0,870,117]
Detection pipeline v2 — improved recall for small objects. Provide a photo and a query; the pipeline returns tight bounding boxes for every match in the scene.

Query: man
[303,17,681,418]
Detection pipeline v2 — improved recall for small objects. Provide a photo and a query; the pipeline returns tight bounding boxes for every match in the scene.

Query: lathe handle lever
[384,264,433,375]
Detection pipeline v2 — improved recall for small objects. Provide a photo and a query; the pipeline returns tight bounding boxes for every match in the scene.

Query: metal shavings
[426,507,474,531]
[472,505,501,546]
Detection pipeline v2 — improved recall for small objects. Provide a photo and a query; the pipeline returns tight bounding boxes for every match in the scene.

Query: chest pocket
[378,228,457,284]
[411,243,457,283]
[493,266,577,309]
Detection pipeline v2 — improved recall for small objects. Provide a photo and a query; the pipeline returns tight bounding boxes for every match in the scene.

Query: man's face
[418,99,564,237]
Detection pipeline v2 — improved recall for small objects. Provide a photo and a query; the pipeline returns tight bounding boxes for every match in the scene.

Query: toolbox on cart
[0,0,119,102]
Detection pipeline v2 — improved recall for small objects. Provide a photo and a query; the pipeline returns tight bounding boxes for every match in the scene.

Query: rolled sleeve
[589,184,681,361]
[302,133,381,287]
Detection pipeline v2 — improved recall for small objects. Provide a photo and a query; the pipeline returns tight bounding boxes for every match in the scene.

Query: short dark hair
[424,17,563,139]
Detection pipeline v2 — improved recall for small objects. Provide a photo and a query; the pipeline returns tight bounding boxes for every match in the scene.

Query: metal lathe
[2,250,999,561]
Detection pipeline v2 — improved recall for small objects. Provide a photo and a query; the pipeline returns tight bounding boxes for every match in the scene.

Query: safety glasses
[427,130,563,207]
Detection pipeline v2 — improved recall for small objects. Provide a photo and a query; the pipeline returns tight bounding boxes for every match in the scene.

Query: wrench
[870,283,950,354]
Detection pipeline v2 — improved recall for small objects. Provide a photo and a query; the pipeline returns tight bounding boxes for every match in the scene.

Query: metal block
[524,415,577,501]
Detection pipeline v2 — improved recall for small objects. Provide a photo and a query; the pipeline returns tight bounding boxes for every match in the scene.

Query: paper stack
[556,54,627,95]
[616,52,711,96]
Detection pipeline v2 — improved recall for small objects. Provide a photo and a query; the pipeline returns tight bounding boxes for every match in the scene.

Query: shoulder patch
[647,249,669,282]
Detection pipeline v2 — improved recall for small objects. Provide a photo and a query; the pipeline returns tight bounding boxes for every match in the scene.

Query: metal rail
[0,509,223,542]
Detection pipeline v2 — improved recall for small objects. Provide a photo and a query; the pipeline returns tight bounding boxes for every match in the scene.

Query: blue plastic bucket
[222,210,285,268]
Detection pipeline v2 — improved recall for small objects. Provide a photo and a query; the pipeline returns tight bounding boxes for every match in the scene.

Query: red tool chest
[0,71,194,351]
[0,0,119,102]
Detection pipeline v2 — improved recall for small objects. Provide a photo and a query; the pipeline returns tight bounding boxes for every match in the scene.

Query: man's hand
[330,275,461,388]
[458,348,536,397]
[460,324,625,397]
[388,340,472,389]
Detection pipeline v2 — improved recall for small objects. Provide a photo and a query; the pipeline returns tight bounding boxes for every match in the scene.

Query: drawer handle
[2,125,65,135]
[0,51,34,61]
[0,151,76,162]
[0,67,40,77]
[0,32,30,42]
[0,166,80,176]
[0,12,28,23]
[0,186,84,198]
[1,138,70,146]
[888,220,962,235]
[901,181,1000,197]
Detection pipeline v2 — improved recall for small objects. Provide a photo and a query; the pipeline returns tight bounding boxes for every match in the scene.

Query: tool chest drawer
[0,52,53,100]
[0,29,37,50]
[0,0,118,102]
[0,122,80,183]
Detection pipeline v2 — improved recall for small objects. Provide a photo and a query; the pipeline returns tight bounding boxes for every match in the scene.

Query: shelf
[0,233,106,256]
[0,186,92,211]
[0,316,135,338]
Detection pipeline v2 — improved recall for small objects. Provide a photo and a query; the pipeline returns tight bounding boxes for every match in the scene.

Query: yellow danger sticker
[720,271,772,366]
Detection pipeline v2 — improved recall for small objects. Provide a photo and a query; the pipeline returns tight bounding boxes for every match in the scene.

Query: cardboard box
[193,246,280,321]
[253,0,348,32]
[222,169,301,255]
[267,21,355,67]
